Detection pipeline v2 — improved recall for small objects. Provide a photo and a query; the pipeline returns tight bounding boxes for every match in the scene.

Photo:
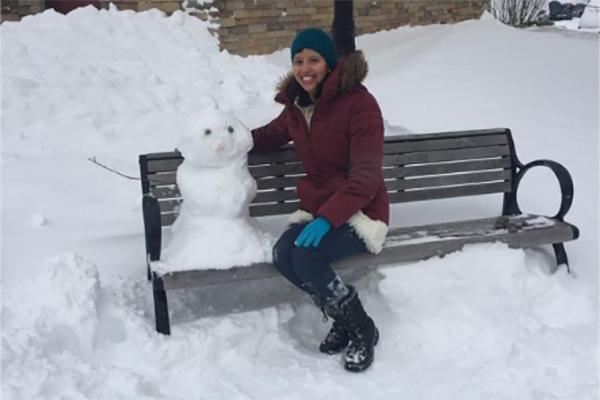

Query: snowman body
[159,111,272,271]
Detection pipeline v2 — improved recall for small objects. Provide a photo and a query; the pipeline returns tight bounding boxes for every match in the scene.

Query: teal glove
[295,217,332,248]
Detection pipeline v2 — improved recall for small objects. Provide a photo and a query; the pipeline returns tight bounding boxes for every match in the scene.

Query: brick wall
[99,0,182,13]
[2,0,490,57]
[190,0,490,56]
[1,0,45,22]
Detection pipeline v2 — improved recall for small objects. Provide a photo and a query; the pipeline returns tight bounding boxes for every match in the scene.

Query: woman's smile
[293,49,329,97]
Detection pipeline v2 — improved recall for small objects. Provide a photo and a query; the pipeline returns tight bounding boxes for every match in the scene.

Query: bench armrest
[512,159,574,221]
[142,194,162,263]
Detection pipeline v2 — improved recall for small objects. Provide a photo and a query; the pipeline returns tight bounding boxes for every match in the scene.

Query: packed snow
[158,109,273,272]
[579,0,600,29]
[1,6,598,400]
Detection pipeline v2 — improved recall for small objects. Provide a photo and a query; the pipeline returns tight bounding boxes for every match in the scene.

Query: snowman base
[154,216,274,274]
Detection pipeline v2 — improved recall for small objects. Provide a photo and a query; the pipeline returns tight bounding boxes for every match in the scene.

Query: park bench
[139,127,579,335]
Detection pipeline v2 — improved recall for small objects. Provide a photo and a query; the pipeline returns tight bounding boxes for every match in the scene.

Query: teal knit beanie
[290,28,337,70]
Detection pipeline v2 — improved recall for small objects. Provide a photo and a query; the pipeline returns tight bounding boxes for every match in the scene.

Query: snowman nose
[216,143,225,152]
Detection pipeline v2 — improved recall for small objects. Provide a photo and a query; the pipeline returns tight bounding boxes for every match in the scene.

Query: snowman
[160,109,273,270]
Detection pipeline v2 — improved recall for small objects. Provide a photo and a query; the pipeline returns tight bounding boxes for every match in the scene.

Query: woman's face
[293,49,329,97]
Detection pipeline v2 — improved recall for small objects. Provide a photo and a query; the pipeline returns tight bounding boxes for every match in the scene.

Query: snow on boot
[324,286,379,372]
[344,319,379,372]
[310,293,350,355]
[319,319,349,354]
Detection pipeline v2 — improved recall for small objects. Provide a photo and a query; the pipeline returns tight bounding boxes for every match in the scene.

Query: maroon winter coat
[251,51,389,230]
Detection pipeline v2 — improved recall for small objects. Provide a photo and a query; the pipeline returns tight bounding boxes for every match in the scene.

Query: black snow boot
[324,286,379,372]
[319,319,349,355]
[310,293,350,355]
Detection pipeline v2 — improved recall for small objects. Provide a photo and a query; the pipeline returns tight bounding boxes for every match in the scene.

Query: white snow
[580,0,600,29]
[1,6,598,400]
[158,109,273,272]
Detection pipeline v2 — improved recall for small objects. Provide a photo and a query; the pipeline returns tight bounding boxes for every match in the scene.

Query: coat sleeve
[251,108,291,153]
[317,93,384,228]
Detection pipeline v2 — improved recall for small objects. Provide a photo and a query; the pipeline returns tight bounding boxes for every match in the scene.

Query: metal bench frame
[139,128,579,334]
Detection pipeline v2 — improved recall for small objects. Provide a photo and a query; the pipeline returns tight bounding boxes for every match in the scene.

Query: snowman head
[179,111,253,167]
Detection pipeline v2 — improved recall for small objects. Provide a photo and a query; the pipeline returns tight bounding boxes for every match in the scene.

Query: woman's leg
[271,223,311,292]
[276,222,377,365]
[289,223,367,306]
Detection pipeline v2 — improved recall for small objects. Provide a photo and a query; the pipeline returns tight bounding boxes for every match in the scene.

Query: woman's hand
[294,217,332,248]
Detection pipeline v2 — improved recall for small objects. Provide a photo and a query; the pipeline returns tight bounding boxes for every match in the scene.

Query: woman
[251,28,389,372]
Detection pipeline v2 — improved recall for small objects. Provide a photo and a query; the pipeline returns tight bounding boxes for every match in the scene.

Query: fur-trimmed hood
[274,50,369,105]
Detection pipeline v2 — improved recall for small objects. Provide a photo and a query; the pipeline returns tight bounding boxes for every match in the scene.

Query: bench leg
[551,243,570,274]
[153,277,171,335]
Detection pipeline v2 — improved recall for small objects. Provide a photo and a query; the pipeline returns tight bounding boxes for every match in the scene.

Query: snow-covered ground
[1,7,598,400]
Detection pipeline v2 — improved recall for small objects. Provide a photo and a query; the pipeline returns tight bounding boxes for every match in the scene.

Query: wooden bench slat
[383,128,509,143]
[148,169,305,191]
[357,224,575,271]
[384,214,540,242]
[383,134,508,154]
[386,215,508,237]
[382,158,511,179]
[249,201,300,217]
[158,200,301,224]
[147,158,183,173]
[248,162,305,178]
[144,151,180,160]
[383,145,510,166]
[161,212,178,226]
[388,181,511,202]
[249,148,297,164]
[253,189,298,203]
[151,185,181,199]
[154,215,576,289]
[255,175,303,190]
[385,170,511,191]
[148,156,510,186]
[148,150,300,173]
[152,188,300,205]
[158,198,181,214]
[148,172,177,186]
[148,164,306,183]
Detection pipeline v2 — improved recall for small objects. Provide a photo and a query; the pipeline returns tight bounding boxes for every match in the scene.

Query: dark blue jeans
[272,222,368,306]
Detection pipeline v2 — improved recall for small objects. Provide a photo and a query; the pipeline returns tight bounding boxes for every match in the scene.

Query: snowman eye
[204,129,211,135]
[228,126,234,134]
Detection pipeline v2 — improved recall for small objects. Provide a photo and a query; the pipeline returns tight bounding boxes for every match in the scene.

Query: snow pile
[2,246,596,399]
[378,243,597,399]
[2,252,170,399]
[580,0,600,29]
[1,6,284,158]
[159,109,273,271]
[2,253,103,398]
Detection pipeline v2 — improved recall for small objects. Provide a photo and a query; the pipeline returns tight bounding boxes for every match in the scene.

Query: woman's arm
[251,109,291,153]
